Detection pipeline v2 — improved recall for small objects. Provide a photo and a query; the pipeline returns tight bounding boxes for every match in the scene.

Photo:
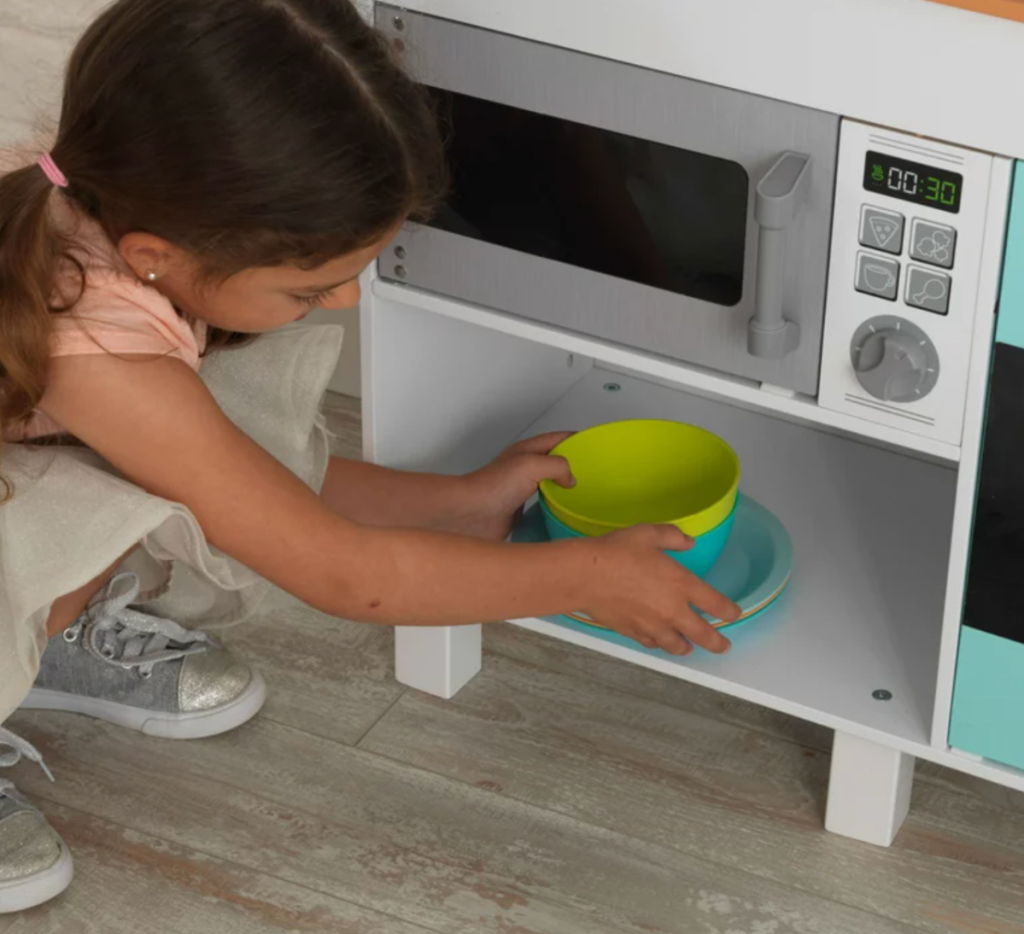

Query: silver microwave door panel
[378,7,839,395]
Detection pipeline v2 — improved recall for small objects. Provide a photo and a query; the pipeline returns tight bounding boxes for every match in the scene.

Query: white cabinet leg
[394,625,482,699]
[825,731,915,846]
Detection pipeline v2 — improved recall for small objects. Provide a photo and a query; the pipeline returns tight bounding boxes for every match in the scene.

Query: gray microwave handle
[748,152,812,360]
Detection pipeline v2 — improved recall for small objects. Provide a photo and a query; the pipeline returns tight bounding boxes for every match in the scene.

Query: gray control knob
[850,315,940,403]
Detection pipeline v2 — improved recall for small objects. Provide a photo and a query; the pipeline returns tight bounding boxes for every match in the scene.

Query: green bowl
[540,419,740,538]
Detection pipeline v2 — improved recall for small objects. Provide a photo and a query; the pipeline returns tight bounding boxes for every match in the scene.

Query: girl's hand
[452,432,577,541]
[582,524,741,655]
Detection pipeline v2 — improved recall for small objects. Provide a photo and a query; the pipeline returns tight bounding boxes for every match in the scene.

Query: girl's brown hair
[0,0,444,465]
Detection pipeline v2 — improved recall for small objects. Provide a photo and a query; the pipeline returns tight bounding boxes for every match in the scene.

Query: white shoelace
[63,572,214,678]
[0,727,54,786]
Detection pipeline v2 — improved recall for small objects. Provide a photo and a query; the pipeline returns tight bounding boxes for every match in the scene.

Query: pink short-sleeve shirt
[2,150,207,441]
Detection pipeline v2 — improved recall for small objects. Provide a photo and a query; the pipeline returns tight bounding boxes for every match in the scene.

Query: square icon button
[905,264,951,315]
[855,251,900,301]
[859,205,904,255]
[909,219,956,269]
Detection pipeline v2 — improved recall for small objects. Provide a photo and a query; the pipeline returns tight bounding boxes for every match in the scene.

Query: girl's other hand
[453,432,576,540]
[583,524,741,655]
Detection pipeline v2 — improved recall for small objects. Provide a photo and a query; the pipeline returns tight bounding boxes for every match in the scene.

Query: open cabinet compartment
[364,281,959,754]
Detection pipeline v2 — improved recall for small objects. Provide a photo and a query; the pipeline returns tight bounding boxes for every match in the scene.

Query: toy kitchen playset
[358,0,1024,846]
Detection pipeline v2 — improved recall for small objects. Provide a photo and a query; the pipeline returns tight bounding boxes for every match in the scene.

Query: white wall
[0,0,363,397]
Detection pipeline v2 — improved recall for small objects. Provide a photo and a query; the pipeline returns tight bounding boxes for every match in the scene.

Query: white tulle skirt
[0,324,345,723]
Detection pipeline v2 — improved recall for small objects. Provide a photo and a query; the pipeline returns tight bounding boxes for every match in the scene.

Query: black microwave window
[427,90,750,308]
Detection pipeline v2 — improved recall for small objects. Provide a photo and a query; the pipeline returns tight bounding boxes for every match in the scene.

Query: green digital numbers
[924,177,955,205]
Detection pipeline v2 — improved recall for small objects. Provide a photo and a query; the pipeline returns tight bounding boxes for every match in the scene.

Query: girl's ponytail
[0,162,66,500]
[1,0,450,500]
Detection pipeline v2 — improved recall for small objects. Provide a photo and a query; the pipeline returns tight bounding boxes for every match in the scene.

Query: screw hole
[872,689,892,701]
[603,382,621,393]
[395,245,407,260]
[393,16,405,31]
[394,265,408,280]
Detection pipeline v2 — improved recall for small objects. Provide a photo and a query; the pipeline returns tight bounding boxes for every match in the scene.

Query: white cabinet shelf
[508,368,957,752]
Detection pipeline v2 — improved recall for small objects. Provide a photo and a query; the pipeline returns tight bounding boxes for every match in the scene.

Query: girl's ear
[117,231,188,283]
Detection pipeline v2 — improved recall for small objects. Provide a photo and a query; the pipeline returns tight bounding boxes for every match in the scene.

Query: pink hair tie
[37,153,69,189]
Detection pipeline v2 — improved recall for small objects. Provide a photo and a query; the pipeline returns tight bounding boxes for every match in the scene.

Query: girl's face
[119,228,398,333]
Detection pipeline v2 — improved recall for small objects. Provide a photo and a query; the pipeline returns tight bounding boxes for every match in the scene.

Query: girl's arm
[40,353,737,653]
[322,432,576,539]
[321,457,472,529]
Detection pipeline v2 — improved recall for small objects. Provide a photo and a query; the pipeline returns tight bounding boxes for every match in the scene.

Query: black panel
[428,89,749,307]
[963,341,1024,643]
[863,150,963,214]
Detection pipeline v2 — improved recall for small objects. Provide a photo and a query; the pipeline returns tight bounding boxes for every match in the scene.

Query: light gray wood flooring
[6,394,1024,934]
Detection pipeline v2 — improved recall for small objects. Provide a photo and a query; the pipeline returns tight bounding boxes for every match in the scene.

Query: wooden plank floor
[5,393,1024,934]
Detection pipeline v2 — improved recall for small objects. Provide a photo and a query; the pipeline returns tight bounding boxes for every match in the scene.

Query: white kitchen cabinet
[362,0,1024,845]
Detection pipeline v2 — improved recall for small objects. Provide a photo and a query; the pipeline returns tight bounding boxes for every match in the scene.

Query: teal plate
[512,495,793,637]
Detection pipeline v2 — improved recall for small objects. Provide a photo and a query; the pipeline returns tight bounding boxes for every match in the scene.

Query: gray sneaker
[21,573,266,740]
[0,728,73,914]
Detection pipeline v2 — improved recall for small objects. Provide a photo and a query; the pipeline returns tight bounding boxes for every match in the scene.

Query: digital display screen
[863,151,963,215]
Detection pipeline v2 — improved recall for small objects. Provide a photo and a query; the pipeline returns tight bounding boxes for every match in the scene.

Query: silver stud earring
[146,271,158,281]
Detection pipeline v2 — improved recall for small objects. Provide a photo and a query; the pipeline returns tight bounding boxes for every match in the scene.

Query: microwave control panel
[818,120,997,446]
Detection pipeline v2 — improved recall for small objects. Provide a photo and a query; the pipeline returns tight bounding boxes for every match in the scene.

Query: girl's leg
[24,555,267,741]
[45,556,129,639]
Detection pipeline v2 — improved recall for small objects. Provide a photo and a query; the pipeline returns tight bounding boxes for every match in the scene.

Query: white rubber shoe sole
[0,842,73,914]
[21,670,267,740]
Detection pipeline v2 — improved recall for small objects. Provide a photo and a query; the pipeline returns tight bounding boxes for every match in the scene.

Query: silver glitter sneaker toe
[21,573,266,740]
[0,729,73,914]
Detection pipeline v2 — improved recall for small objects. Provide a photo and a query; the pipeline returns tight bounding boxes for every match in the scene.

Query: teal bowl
[539,494,739,579]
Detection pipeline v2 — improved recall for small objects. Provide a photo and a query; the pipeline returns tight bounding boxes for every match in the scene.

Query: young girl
[0,0,738,913]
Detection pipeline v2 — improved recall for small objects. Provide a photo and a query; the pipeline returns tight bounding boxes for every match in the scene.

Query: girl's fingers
[686,576,741,626]
[655,630,693,656]
[505,432,575,457]
[526,453,575,488]
[649,524,695,552]
[674,606,731,654]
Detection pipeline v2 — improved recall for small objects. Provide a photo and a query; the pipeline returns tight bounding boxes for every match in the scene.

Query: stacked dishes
[539,419,741,577]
